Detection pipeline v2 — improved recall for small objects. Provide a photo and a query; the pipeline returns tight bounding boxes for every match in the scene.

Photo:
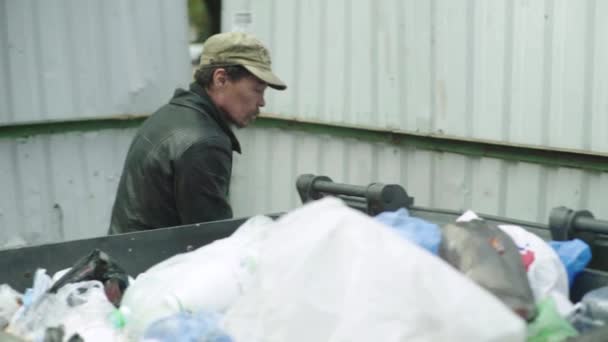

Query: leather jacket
[108,82,241,234]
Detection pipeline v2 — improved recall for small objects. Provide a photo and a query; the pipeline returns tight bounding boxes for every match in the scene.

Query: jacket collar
[170,82,242,153]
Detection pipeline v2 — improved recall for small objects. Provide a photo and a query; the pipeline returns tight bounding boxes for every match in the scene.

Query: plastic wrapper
[440,219,536,320]
[49,249,129,307]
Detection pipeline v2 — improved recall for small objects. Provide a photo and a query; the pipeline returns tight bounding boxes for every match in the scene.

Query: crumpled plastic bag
[0,284,22,330]
[375,208,442,254]
[549,239,592,288]
[9,268,52,328]
[440,217,537,321]
[495,223,574,317]
[223,197,525,342]
[527,297,578,342]
[120,215,274,340]
[49,249,129,307]
[142,311,233,342]
[568,286,608,333]
[7,280,126,341]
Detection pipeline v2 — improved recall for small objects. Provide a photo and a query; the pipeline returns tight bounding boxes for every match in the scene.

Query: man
[108,32,286,234]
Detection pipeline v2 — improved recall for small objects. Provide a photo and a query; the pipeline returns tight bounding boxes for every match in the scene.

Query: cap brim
[242,65,287,91]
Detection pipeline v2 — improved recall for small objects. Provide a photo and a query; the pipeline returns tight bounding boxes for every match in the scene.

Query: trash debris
[497,224,573,316]
[549,239,592,288]
[569,286,608,333]
[440,219,536,321]
[142,311,233,342]
[0,284,22,330]
[49,249,129,307]
[375,208,442,254]
[224,198,526,342]
[120,215,274,339]
[527,297,578,342]
[7,280,126,342]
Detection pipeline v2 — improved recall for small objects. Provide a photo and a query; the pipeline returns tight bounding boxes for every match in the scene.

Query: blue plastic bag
[143,311,233,342]
[375,208,442,254]
[548,239,592,287]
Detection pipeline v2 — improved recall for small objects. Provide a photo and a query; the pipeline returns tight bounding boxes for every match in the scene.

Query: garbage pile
[0,197,606,341]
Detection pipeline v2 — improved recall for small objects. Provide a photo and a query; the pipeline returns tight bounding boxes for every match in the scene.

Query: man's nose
[259,96,266,107]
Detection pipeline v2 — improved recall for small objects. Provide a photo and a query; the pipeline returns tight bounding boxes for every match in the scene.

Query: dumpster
[1,174,607,300]
[1,174,608,340]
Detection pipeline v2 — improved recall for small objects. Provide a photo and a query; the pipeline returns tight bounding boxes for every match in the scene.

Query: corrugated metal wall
[222,0,608,154]
[2,124,605,248]
[1,0,607,248]
[0,0,191,124]
[0,129,134,247]
[231,126,608,224]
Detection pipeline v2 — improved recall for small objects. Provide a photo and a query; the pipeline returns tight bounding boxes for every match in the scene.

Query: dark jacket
[108,83,241,234]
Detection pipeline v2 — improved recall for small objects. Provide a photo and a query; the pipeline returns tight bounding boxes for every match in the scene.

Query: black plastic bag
[439,220,537,321]
[48,249,129,306]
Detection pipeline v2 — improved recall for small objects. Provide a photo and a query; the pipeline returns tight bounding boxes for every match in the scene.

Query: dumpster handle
[549,206,608,240]
[295,174,414,216]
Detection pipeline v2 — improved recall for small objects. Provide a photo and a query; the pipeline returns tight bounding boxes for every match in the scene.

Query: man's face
[220,75,267,128]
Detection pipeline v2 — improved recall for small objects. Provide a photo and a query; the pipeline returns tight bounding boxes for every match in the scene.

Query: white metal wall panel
[231,126,608,225]
[0,0,191,124]
[223,0,608,154]
[1,125,606,247]
[0,129,134,248]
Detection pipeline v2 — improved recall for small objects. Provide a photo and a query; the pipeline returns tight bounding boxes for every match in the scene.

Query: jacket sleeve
[173,138,233,224]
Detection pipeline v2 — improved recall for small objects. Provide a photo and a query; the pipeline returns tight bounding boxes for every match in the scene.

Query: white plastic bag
[120,215,274,339]
[0,285,22,329]
[7,280,125,341]
[223,198,525,342]
[498,224,573,315]
[458,210,572,316]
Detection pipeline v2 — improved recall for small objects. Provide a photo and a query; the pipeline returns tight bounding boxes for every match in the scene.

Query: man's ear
[212,68,228,88]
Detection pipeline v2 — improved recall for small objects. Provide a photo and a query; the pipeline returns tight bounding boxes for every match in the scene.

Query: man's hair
[194,63,253,88]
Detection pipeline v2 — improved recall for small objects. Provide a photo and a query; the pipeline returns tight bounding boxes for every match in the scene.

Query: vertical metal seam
[98,1,112,111]
[370,143,379,182]
[78,133,93,230]
[292,1,301,116]
[262,128,271,211]
[464,156,474,211]
[342,138,351,184]
[289,131,298,209]
[42,135,62,240]
[465,0,475,138]
[399,145,409,192]
[537,165,549,223]
[31,2,47,120]
[579,170,591,210]
[9,142,25,238]
[429,151,437,207]
[497,159,509,217]
[343,0,352,124]
[1,0,15,122]
[370,0,378,127]
[158,0,170,92]
[541,0,555,147]
[501,0,514,142]
[429,0,437,132]
[318,0,327,122]
[396,0,407,129]
[65,3,81,117]
[316,134,325,178]
[268,0,276,51]
[583,0,596,151]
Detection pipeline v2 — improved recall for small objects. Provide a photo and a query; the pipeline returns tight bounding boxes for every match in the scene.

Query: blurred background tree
[188,0,221,43]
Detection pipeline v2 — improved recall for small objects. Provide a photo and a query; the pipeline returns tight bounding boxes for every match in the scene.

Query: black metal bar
[295,174,414,215]
[314,180,368,197]
[549,206,608,240]
[574,216,608,235]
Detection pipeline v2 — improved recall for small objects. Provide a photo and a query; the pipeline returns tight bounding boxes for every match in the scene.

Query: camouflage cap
[199,32,287,90]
